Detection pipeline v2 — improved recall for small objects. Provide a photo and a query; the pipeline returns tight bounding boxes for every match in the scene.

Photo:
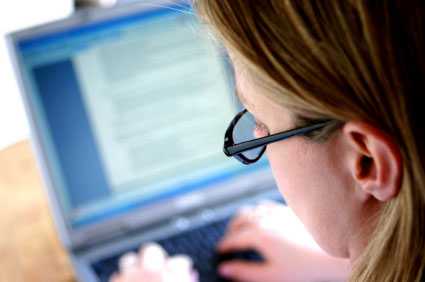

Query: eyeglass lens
[232,111,266,160]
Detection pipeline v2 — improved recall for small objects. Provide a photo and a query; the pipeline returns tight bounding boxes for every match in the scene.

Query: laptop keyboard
[91,217,263,282]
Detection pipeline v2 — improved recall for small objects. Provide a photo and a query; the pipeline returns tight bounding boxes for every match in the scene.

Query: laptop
[7,1,282,281]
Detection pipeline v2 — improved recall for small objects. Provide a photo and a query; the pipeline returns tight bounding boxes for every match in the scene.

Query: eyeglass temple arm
[224,121,330,156]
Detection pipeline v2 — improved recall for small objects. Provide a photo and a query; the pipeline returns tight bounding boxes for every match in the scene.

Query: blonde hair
[194,0,425,281]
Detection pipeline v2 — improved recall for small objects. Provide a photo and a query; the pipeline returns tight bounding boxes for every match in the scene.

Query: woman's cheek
[265,144,312,225]
[266,149,294,202]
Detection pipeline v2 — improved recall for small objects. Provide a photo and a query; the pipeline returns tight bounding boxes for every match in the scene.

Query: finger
[227,206,256,233]
[191,270,199,282]
[219,260,266,282]
[228,202,279,234]
[165,254,193,271]
[139,243,167,271]
[218,228,261,253]
[255,201,277,216]
[164,255,195,282]
[118,252,139,273]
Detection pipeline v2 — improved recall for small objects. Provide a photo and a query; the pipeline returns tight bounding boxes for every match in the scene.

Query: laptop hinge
[73,186,280,254]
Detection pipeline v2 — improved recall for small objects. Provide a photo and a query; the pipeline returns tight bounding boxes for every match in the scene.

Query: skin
[234,68,371,259]
[113,61,403,282]
[232,62,402,255]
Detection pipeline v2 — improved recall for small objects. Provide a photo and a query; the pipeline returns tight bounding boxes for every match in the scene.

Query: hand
[217,202,350,282]
[110,243,198,282]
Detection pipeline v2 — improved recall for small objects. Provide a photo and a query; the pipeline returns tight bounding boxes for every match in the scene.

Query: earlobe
[343,122,403,202]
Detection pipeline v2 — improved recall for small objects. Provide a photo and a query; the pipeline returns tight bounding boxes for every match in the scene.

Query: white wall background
[0,0,73,150]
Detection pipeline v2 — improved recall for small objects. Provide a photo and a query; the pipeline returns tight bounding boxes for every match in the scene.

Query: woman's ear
[342,121,403,202]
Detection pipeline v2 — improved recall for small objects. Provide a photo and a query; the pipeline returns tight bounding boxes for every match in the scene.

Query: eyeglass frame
[223,109,334,164]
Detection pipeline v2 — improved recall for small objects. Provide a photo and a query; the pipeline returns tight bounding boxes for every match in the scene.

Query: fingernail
[141,244,166,270]
[219,265,232,277]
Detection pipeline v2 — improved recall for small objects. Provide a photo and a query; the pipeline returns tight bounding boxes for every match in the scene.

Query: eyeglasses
[223,109,333,164]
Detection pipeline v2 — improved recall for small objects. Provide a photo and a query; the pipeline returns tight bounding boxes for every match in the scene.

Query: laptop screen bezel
[7,0,274,250]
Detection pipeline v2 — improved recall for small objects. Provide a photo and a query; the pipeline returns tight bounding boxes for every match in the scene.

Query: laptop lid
[8,0,274,250]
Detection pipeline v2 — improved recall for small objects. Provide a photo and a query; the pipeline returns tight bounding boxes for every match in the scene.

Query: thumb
[219,260,267,282]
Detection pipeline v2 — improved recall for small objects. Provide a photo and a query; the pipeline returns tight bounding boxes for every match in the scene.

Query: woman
[112,1,425,281]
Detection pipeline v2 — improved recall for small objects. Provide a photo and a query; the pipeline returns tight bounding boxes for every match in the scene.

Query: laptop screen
[14,3,268,229]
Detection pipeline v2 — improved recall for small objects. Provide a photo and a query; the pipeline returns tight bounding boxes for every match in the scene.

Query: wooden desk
[0,140,75,282]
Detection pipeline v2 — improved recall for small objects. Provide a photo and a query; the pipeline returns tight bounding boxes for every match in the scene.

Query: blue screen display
[16,3,268,228]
